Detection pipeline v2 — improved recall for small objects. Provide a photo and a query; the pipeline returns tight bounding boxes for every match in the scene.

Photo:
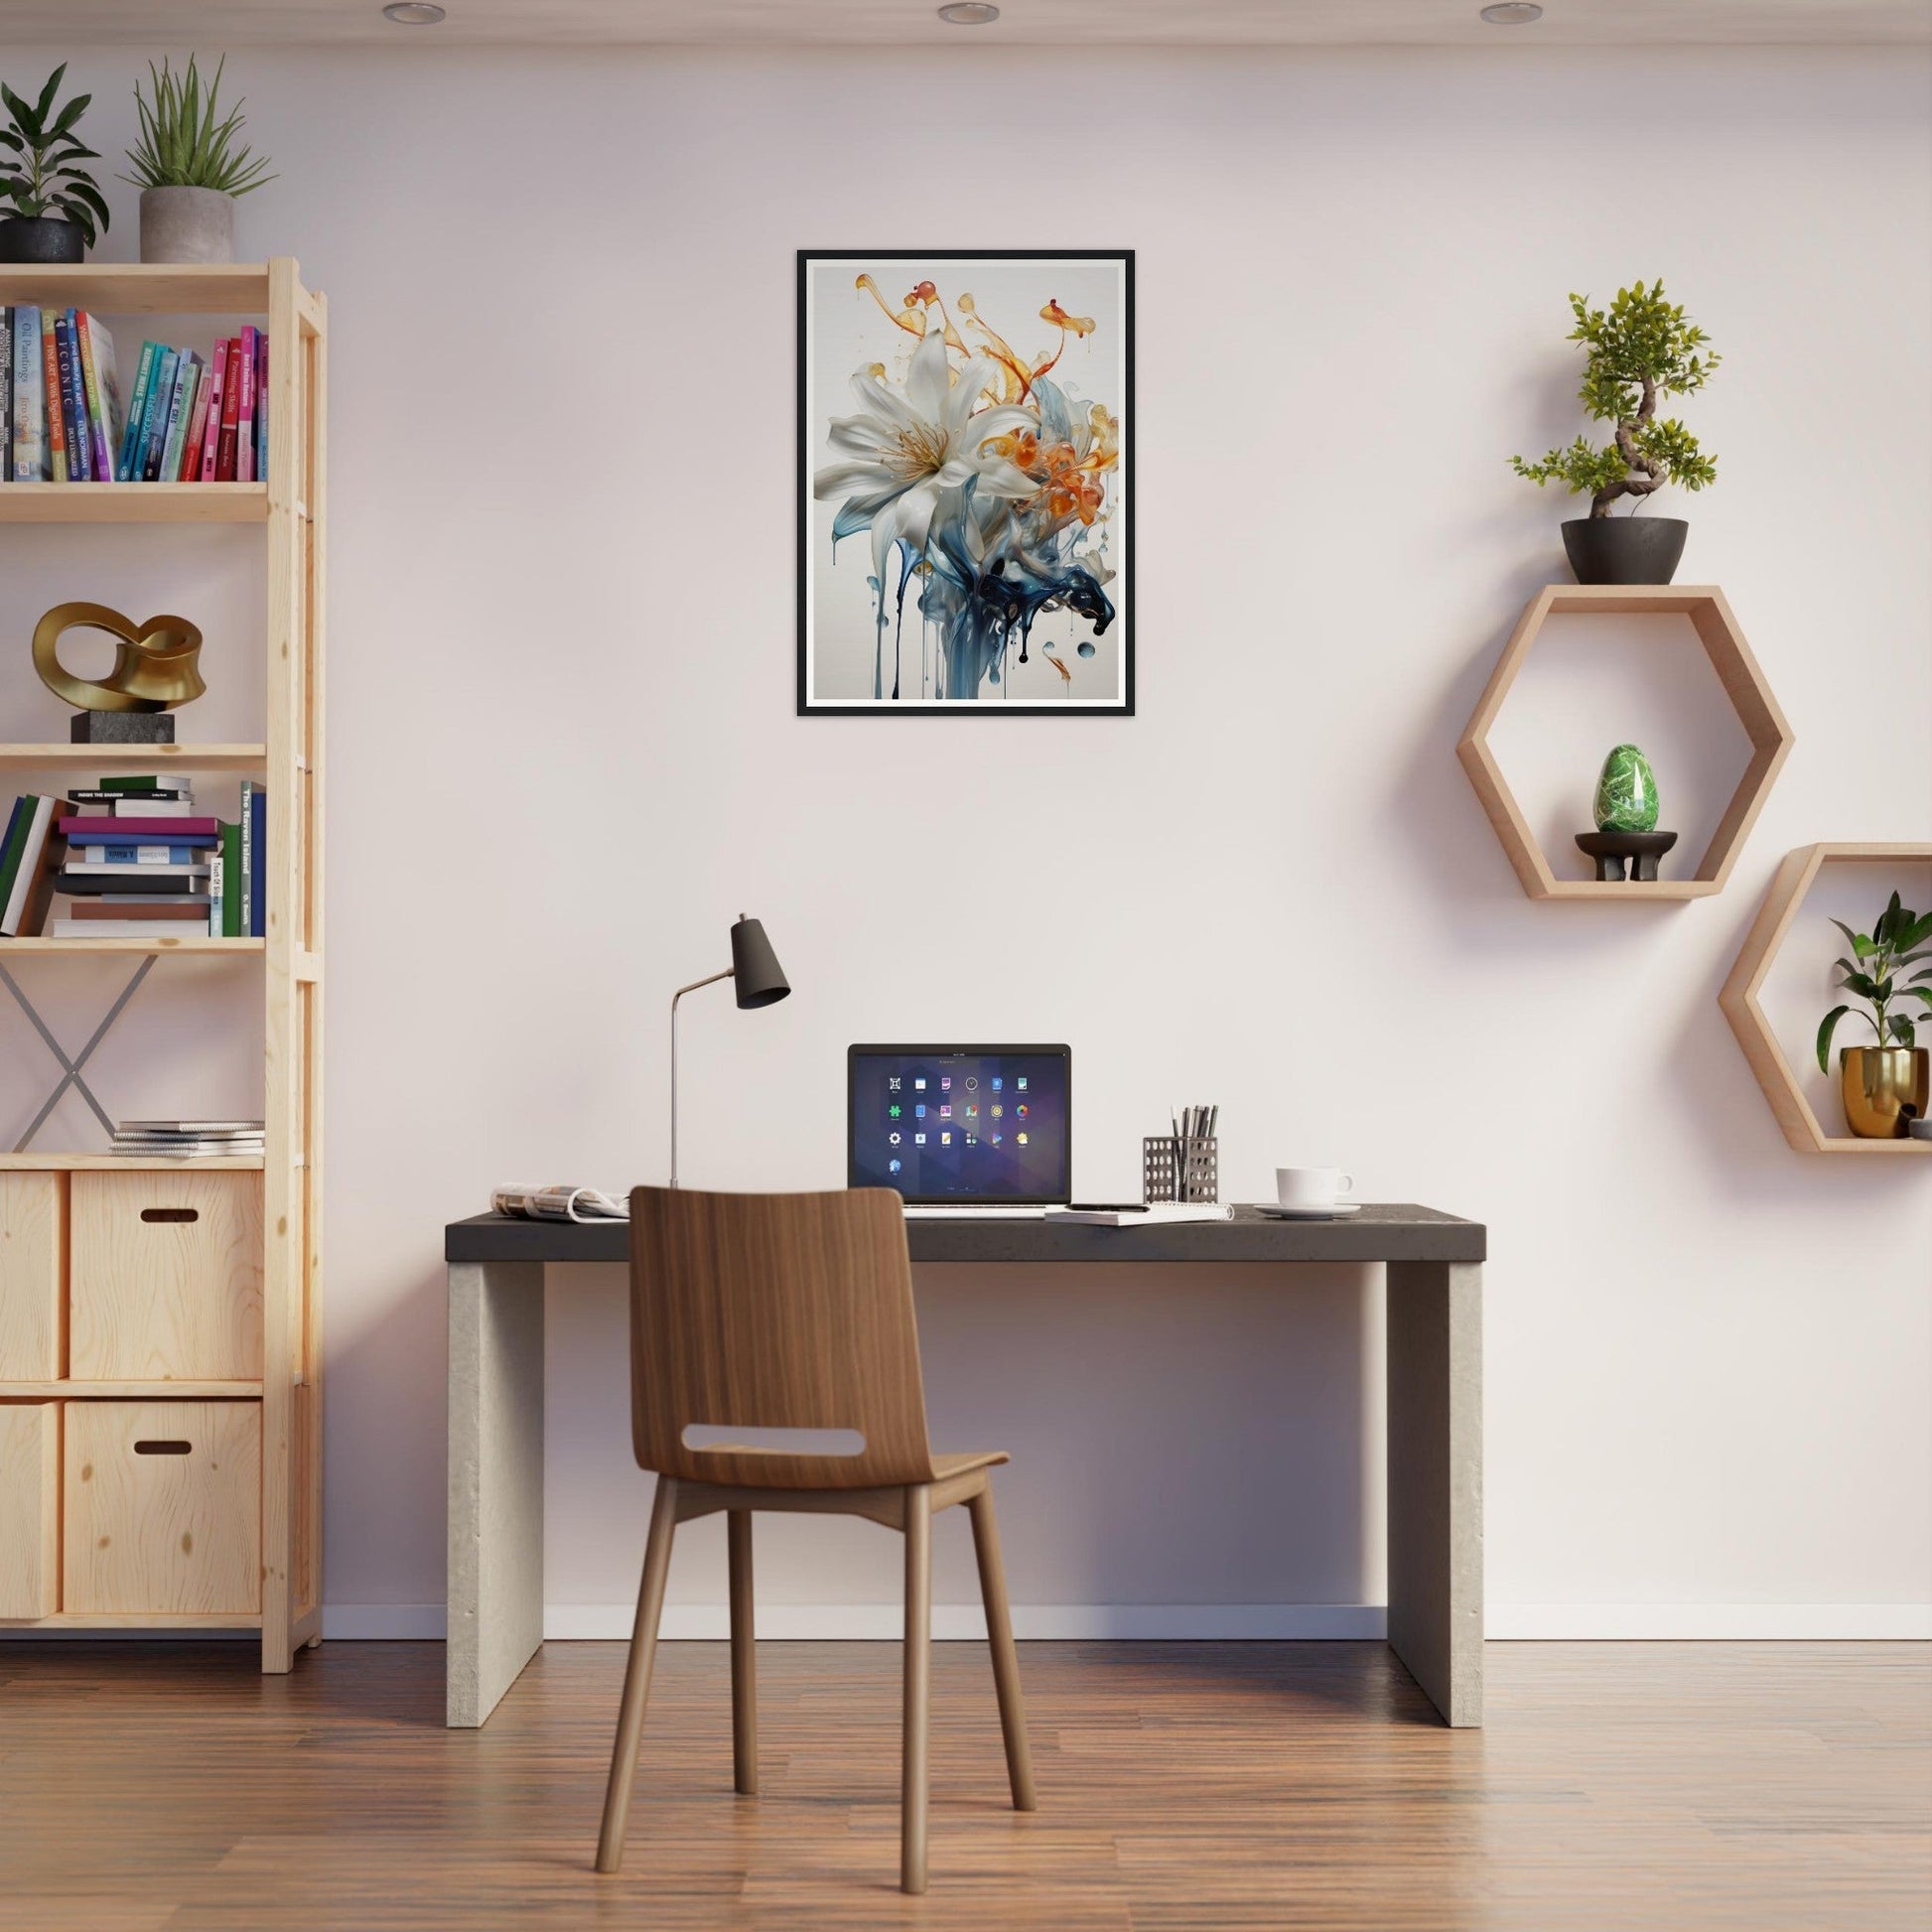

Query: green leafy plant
[1512,281,1719,518]
[1816,893,1932,1071]
[122,56,275,198]
[0,65,110,245]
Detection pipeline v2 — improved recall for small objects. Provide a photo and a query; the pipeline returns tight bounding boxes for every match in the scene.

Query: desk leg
[448,1260,546,1727]
[1386,1260,1482,1726]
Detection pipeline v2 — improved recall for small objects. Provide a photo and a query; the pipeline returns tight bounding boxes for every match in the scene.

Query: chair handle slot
[141,1207,200,1224]
[133,1439,193,1455]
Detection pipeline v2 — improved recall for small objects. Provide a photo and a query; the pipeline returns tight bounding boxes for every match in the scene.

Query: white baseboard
[309,1601,1932,1643]
[1489,1603,1932,1640]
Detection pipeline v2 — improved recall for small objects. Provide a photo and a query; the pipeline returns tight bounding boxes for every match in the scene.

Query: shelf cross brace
[0,956,155,1151]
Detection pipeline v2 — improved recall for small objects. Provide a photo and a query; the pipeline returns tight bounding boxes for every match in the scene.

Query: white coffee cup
[1276,1167,1354,1210]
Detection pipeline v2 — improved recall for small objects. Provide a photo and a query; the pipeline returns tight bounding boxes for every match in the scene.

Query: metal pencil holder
[1143,1135,1218,1205]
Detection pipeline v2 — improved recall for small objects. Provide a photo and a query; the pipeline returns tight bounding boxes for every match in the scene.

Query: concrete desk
[444,1203,1484,1729]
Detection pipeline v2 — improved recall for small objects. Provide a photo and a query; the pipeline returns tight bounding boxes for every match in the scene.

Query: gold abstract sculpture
[33,602,206,714]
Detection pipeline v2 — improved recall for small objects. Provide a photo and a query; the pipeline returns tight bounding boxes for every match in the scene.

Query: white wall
[4,43,1928,1640]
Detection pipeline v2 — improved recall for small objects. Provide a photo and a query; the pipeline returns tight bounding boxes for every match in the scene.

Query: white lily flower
[814,324,1037,579]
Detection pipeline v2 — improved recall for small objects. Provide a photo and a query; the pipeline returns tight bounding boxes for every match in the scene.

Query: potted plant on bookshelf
[1817,892,1932,1139]
[0,66,110,264]
[122,56,274,265]
[1511,281,1719,586]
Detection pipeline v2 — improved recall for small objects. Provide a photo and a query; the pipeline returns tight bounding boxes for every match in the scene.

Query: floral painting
[798,251,1133,714]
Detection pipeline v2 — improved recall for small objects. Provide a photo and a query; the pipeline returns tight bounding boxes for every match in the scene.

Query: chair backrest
[626,1185,939,1490]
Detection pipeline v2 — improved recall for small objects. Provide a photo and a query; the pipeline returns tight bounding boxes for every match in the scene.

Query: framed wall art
[798,249,1134,715]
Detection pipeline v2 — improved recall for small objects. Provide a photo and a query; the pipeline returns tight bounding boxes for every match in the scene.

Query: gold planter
[1840,1045,1930,1139]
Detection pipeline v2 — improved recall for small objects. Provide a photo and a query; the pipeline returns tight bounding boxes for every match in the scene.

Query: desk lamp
[668,915,789,1186]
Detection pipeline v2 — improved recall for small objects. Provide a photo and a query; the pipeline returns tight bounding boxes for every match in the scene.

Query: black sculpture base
[1576,829,1679,882]
[69,711,175,744]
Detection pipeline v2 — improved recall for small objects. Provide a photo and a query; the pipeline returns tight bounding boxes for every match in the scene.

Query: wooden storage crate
[69,1171,263,1382]
[0,1172,66,1380]
[0,1402,61,1617]
[64,1401,261,1615]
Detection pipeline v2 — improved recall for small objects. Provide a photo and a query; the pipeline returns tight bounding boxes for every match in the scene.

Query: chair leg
[967,1484,1037,1812]
[901,1483,932,1895]
[728,1508,758,1796]
[595,1475,679,1874]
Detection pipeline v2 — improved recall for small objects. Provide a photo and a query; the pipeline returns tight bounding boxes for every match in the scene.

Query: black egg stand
[1575,830,1680,883]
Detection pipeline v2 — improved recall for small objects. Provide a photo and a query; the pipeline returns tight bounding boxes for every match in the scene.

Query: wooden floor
[0,1640,1925,1930]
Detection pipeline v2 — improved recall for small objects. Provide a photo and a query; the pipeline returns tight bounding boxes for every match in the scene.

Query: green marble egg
[1594,744,1659,833]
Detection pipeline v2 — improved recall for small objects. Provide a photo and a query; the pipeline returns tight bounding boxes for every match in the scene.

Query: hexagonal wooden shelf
[1719,842,1932,1157]
[1457,585,1795,900]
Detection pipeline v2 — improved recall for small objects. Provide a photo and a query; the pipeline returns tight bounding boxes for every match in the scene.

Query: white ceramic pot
[139,187,236,265]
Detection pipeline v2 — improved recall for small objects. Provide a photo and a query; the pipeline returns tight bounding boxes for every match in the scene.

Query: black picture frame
[797,249,1135,718]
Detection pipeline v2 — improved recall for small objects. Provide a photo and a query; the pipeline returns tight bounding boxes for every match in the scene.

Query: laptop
[848,1044,1071,1216]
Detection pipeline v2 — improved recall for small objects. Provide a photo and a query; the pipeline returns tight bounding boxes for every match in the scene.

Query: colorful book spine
[216,338,242,481]
[198,340,228,480]
[0,307,11,476]
[159,353,200,484]
[89,844,206,865]
[235,326,258,484]
[118,340,159,480]
[139,347,179,483]
[238,780,255,937]
[248,785,267,938]
[60,816,220,839]
[13,307,45,480]
[219,820,241,937]
[0,797,29,906]
[254,332,268,479]
[178,360,211,481]
[40,311,67,484]
[56,313,89,481]
[76,313,120,482]
[1,795,60,936]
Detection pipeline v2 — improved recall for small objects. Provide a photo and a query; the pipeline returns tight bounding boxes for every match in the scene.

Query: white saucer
[1250,1201,1362,1220]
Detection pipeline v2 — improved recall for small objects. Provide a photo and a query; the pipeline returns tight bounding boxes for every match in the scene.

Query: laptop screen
[848,1044,1071,1204]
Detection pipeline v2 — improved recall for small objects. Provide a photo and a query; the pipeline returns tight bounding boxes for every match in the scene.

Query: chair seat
[931,1450,1009,1480]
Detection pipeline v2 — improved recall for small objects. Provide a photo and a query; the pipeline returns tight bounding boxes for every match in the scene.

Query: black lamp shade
[730,915,790,1009]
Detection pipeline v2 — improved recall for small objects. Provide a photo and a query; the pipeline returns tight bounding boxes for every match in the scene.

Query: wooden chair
[595,1184,1037,1894]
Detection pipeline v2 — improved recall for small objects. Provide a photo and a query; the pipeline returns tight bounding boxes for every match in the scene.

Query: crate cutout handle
[140,1207,200,1224]
[133,1440,193,1455]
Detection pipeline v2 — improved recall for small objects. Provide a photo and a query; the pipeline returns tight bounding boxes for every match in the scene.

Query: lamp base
[70,711,175,744]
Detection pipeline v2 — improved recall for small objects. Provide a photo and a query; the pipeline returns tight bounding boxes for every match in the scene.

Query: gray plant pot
[139,186,236,265]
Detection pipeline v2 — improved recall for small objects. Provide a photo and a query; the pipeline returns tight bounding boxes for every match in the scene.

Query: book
[1,795,61,936]
[245,782,266,938]
[1043,1204,1235,1227]
[235,326,258,484]
[254,332,267,479]
[98,774,181,794]
[0,797,30,907]
[179,358,211,481]
[158,351,200,483]
[12,307,44,480]
[81,797,199,818]
[76,313,120,482]
[198,339,227,480]
[59,868,209,896]
[219,819,241,937]
[80,845,207,865]
[68,899,211,920]
[49,918,208,938]
[0,305,10,470]
[66,788,193,805]
[138,346,179,483]
[215,338,242,480]
[40,311,66,483]
[62,858,211,874]
[118,339,159,480]
[55,312,88,481]
[121,1119,264,1132]
[207,846,223,935]
[60,816,220,839]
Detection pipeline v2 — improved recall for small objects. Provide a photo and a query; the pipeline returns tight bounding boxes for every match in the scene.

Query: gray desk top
[445,1202,1483,1266]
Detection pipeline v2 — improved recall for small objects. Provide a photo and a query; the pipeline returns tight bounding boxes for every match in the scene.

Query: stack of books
[2,308,267,484]
[111,1119,265,1160]
[0,775,268,939]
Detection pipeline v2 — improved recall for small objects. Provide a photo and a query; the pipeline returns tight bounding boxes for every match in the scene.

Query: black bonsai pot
[1562,516,1688,586]
[0,215,85,264]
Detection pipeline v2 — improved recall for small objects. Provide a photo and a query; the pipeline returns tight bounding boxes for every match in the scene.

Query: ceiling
[8,0,1930,48]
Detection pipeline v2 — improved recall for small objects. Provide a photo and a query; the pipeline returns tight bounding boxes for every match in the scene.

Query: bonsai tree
[1512,281,1718,518]
[0,64,110,246]
[1817,892,1932,1071]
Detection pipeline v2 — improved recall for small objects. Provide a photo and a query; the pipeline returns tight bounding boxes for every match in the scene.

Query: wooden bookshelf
[0,260,326,1667]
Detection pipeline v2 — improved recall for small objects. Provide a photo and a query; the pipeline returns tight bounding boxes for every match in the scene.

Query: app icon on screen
[914,1134,926,1145]
[914,1077,926,1090]
[991,1077,1003,1091]
[940,1076,952,1091]
[915,1104,926,1118]
[964,1105,977,1119]
[889,1076,901,1091]
[990,1132,1003,1146]
[965,1077,977,1091]
[939,1105,951,1118]
[1017,1132,1029,1146]
[889,1104,901,1118]
[940,1132,952,1146]
[1016,1103,1029,1119]
[991,1104,1003,1119]
[965,1135,977,1146]
[1016,1076,1028,1090]
[889,1159,902,1173]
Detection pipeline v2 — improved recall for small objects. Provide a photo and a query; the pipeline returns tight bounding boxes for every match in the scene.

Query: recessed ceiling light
[1479,2,1543,21]
[382,2,447,22]
[938,3,1001,24]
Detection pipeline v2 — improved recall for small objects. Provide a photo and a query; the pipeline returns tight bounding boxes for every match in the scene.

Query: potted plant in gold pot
[1817,893,1932,1138]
